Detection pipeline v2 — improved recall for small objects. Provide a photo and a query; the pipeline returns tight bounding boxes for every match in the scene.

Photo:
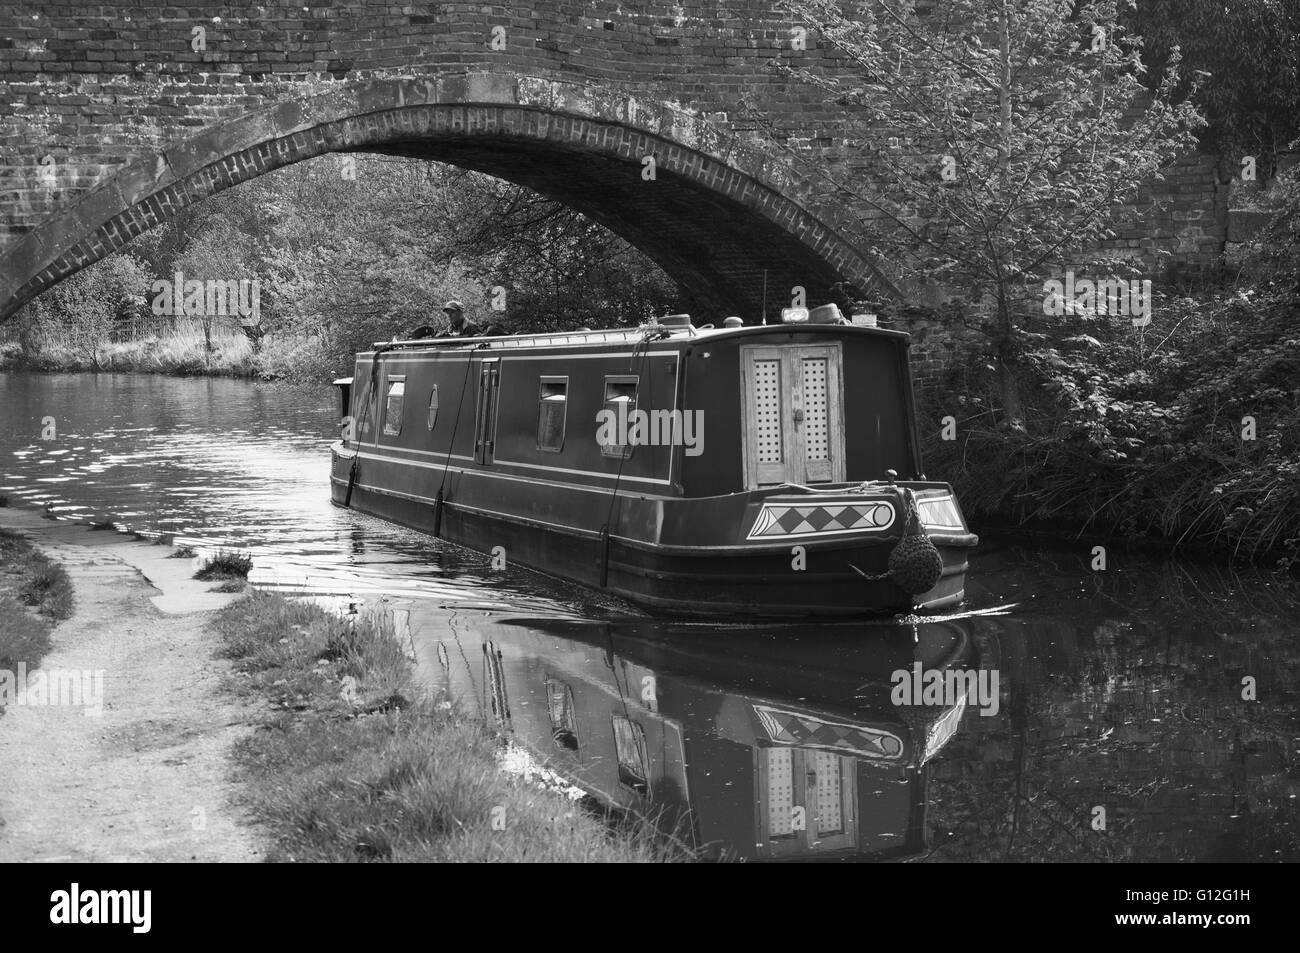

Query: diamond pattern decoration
[754,705,904,760]
[748,500,895,539]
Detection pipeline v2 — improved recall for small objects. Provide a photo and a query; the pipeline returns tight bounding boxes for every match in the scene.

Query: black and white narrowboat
[329,305,978,616]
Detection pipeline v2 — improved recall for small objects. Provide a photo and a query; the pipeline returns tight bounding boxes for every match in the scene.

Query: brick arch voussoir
[0,74,897,323]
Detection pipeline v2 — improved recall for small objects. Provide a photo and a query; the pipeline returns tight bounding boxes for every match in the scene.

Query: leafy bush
[922,284,1300,561]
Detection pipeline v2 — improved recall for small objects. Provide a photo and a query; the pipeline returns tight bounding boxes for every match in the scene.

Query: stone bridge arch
[0,72,900,325]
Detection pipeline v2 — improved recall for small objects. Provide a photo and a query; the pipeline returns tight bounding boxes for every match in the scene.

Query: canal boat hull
[330,443,975,616]
[330,319,978,617]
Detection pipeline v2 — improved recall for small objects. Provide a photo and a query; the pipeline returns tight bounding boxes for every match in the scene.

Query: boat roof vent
[658,314,692,328]
[723,316,744,328]
[808,303,846,324]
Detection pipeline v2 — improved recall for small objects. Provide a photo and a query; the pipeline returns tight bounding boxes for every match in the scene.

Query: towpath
[0,507,263,862]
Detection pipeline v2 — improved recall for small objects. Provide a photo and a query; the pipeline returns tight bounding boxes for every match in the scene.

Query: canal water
[2,370,1297,862]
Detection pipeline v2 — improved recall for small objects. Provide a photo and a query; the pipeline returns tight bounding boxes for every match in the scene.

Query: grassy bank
[0,528,75,691]
[0,330,257,378]
[211,591,683,862]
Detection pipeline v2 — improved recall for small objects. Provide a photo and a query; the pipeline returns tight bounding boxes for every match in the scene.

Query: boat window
[358,381,372,437]
[545,677,578,751]
[474,362,501,465]
[611,714,650,796]
[383,378,405,436]
[600,376,638,459]
[427,384,439,430]
[536,377,568,452]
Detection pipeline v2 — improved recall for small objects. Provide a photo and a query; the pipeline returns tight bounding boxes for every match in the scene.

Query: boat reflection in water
[418,617,985,861]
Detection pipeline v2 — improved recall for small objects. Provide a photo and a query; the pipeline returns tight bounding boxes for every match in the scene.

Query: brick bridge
[0,1,1227,325]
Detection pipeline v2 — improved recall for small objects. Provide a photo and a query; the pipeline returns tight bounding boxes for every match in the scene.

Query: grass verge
[211,590,684,862]
[195,549,252,581]
[0,528,74,695]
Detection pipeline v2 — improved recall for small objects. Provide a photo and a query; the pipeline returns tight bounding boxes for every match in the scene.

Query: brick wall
[1,1,1230,324]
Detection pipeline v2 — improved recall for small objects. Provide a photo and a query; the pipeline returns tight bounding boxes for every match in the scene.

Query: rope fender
[850,487,944,595]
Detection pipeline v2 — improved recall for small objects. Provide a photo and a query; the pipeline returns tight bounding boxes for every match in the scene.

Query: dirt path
[0,509,264,862]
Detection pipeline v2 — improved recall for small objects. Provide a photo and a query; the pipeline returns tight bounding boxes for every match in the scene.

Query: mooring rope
[430,342,480,535]
[598,325,664,586]
[344,344,394,506]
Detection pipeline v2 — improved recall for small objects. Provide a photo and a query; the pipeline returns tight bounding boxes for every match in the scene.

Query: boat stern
[618,480,978,617]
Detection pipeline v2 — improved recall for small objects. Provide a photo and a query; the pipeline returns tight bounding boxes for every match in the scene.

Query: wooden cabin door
[740,344,845,488]
[474,359,500,465]
[756,747,859,856]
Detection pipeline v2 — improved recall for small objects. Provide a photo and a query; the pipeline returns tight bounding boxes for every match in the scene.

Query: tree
[19,150,685,381]
[169,214,260,363]
[754,0,1203,428]
[1126,0,1300,180]
[28,254,152,369]
[421,167,683,332]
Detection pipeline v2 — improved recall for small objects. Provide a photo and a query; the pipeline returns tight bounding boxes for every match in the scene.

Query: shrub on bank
[210,591,686,862]
[249,332,332,384]
[919,286,1300,562]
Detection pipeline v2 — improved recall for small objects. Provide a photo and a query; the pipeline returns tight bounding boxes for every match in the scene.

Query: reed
[0,328,257,377]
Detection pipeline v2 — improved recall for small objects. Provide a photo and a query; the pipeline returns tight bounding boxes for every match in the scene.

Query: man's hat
[442,299,464,313]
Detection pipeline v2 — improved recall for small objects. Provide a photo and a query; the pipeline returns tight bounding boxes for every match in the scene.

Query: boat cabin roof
[367,319,910,355]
